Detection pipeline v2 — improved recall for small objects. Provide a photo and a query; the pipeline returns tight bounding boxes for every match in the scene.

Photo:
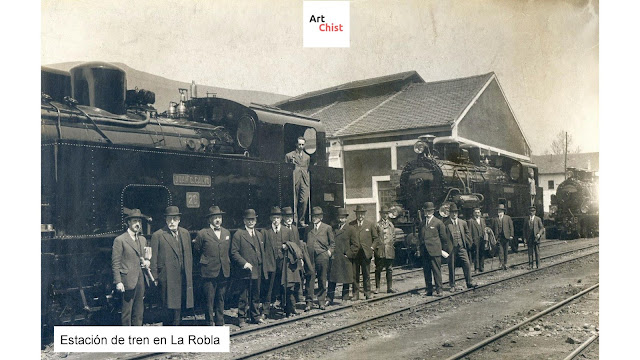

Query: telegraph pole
[564,131,568,180]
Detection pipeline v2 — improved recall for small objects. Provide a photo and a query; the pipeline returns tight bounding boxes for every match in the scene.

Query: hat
[282,207,294,216]
[311,206,324,216]
[528,205,537,211]
[422,202,436,211]
[243,209,258,219]
[205,206,225,217]
[496,204,507,211]
[270,206,282,216]
[472,206,481,211]
[379,205,391,213]
[337,208,349,217]
[354,205,367,213]
[164,206,182,216]
[125,208,145,220]
[449,203,459,212]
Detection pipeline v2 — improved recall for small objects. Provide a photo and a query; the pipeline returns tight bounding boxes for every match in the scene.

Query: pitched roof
[531,152,599,174]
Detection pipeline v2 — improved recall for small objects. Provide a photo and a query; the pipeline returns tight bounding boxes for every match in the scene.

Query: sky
[41,0,599,154]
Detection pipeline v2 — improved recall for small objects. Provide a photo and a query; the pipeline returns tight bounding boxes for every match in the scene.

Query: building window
[548,180,554,190]
[344,148,391,198]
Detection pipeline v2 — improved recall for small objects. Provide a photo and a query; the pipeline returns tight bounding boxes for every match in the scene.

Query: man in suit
[282,206,311,304]
[262,206,295,317]
[304,206,335,310]
[193,206,231,326]
[285,137,311,226]
[492,204,515,270]
[112,209,149,326]
[348,205,379,300]
[418,202,447,297]
[150,206,194,326]
[230,209,266,327]
[327,208,354,305]
[444,204,477,291]
[467,207,487,272]
[374,206,397,294]
[523,205,545,269]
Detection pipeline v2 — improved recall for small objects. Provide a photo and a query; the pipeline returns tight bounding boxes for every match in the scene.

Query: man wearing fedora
[112,209,149,325]
[468,207,488,272]
[282,206,312,304]
[374,206,397,294]
[262,206,296,317]
[523,205,545,269]
[492,204,514,270]
[230,209,266,326]
[348,205,379,300]
[193,206,231,326]
[444,204,477,291]
[285,137,311,226]
[304,206,335,310]
[150,206,194,326]
[327,208,354,305]
[418,202,447,297]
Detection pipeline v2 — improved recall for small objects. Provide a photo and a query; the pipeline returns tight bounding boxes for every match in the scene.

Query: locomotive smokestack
[190,80,198,99]
[69,62,127,115]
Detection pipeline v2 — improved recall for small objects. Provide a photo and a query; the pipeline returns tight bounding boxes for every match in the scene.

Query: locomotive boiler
[41,62,344,335]
[549,167,599,239]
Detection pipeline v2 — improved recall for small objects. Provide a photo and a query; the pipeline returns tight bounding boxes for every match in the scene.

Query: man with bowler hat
[150,206,194,326]
[444,204,477,291]
[492,204,514,270]
[304,206,335,310]
[418,202,447,297]
[374,205,397,294]
[112,209,149,325]
[523,205,545,269]
[193,206,230,326]
[327,208,354,305]
[348,205,379,300]
[261,206,295,317]
[282,206,312,304]
[230,209,266,326]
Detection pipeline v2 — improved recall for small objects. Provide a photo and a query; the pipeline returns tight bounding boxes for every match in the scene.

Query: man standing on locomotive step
[150,206,194,326]
[418,202,448,297]
[492,204,514,270]
[444,204,477,291]
[112,209,149,326]
[304,206,335,310]
[468,207,488,272]
[285,137,311,226]
[348,205,379,300]
[523,205,545,269]
[193,206,231,326]
[374,206,397,294]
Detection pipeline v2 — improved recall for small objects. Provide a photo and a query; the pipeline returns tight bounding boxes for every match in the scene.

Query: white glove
[116,282,125,292]
[243,262,253,271]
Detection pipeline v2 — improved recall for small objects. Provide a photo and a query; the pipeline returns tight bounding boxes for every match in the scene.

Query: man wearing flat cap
[418,202,447,297]
[374,205,397,294]
[231,209,266,326]
[467,207,487,272]
[348,205,379,300]
[304,206,335,310]
[444,204,477,291]
[523,205,545,269]
[193,206,231,326]
[492,204,514,270]
[150,206,194,326]
[112,209,149,325]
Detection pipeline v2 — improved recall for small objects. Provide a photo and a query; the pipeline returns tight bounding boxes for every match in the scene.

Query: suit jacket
[347,219,378,259]
[444,218,472,252]
[418,216,448,257]
[262,226,295,273]
[304,222,335,259]
[285,224,313,274]
[492,215,514,240]
[285,150,311,186]
[112,231,147,290]
[193,226,231,278]
[523,216,545,243]
[468,217,487,246]
[329,223,354,283]
[374,219,396,259]
[230,228,267,280]
[150,226,194,309]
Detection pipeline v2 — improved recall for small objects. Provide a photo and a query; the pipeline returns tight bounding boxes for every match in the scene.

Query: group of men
[417,202,545,297]
[111,203,400,327]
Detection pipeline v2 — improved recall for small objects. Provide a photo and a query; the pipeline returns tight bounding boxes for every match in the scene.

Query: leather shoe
[374,288,379,294]
[425,291,433,296]
[467,283,478,289]
[237,321,246,329]
[319,304,326,310]
[434,291,443,297]
[449,286,457,292]
[388,288,398,294]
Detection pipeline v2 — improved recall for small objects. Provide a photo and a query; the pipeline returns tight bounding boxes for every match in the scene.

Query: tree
[549,131,582,155]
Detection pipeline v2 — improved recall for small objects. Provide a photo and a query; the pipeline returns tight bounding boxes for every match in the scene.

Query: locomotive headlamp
[413,141,426,154]
[580,202,590,214]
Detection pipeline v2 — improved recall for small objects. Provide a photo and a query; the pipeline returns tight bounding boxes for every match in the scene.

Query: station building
[275,71,533,221]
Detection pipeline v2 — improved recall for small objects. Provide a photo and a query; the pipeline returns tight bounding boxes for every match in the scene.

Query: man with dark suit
[492,204,514,270]
[523,205,545,269]
[193,206,231,326]
[444,204,477,291]
[282,206,311,304]
[262,206,295,317]
[112,209,149,326]
[285,137,311,226]
[327,208,354,305]
[304,206,335,310]
[230,209,266,327]
[374,206,397,294]
[418,202,447,297]
[348,205,379,300]
[467,207,487,272]
[150,206,194,326]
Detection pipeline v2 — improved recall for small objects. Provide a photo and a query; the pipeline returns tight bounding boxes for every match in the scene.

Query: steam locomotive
[549,167,599,239]
[41,62,344,334]
[391,135,543,260]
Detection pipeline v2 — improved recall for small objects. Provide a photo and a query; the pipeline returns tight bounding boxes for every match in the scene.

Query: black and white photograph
[32,0,615,358]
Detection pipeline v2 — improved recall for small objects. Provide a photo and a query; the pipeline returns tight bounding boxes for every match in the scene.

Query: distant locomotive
[391,135,543,262]
[549,167,599,239]
[41,62,344,333]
